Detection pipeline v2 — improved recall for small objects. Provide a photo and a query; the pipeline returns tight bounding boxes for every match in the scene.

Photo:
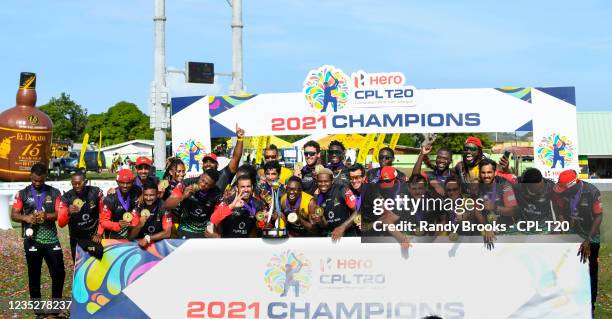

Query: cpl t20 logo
[264,250,312,297]
[536,133,575,169]
[303,65,349,113]
[176,139,206,172]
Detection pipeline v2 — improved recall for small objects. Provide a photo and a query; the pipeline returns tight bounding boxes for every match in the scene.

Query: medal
[353,214,361,225]
[140,209,151,219]
[449,232,459,241]
[73,198,85,210]
[159,179,169,189]
[315,206,324,217]
[256,211,266,221]
[487,213,498,223]
[287,212,298,224]
[25,228,34,237]
[122,212,133,222]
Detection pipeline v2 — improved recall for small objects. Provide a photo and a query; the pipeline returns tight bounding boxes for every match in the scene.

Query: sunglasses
[304,151,317,157]
[136,165,149,170]
[463,145,479,152]
[379,155,393,160]
[328,150,343,156]
[264,155,276,160]
[349,175,363,181]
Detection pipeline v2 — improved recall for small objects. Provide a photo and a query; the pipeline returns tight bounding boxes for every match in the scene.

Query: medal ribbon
[569,182,584,218]
[117,190,131,212]
[285,195,302,213]
[31,187,46,211]
[244,198,257,216]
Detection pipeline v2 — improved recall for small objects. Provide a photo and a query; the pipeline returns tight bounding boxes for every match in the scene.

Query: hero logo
[350,70,416,107]
[319,257,385,286]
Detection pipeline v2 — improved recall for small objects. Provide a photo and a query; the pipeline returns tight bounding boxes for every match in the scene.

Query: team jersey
[300,165,317,195]
[513,178,557,228]
[477,176,518,228]
[281,192,315,236]
[13,184,62,244]
[316,184,357,232]
[136,200,173,238]
[100,187,141,239]
[214,195,266,238]
[172,184,222,236]
[553,181,603,242]
[58,186,104,239]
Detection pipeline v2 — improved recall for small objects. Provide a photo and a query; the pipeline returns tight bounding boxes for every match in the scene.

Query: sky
[1,0,611,115]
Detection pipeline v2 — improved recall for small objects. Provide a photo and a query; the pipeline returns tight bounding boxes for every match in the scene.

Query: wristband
[237,138,244,142]
[144,235,151,244]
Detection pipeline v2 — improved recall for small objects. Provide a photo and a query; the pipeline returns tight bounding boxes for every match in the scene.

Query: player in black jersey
[164,169,222,238]
[99,169,141,239]
[129,180,173,247]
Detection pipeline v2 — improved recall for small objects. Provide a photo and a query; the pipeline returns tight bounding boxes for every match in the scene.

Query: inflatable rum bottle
[0,72,53,181]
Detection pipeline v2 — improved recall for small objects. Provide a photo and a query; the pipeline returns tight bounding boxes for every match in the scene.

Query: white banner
[119,237,590,319]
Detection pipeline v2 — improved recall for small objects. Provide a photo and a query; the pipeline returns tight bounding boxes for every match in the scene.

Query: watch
[144,235,151,244]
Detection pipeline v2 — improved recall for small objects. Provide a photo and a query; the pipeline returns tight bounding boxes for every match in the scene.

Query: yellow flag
[356,134,376,164]
[372,134,387,159]
[97,131,103,167]
[79,133,89,169]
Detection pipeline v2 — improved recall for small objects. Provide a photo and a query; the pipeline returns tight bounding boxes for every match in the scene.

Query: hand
[483,230,496,250]
[578,240,590,263]
[68,205,80,214]
[331,226,345,242]
[183,185,195,200]
[91,234,101,243]
[230,190,245,209]
[107,187,116,195]
[400,234,412,250]
[138,238,149,249]
[499,156,510,172]
[236,124,245,139]
[119,220,131,228]
[294,166,302,178]
[204,227,219,238]
[22,214,36,224]
[421,145,432,156]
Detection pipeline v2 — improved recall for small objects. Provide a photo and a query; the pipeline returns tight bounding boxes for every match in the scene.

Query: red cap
[465,136,483,148]
[554,169,579,193]
[202,153,218,162]
[379,166,397,188]
[117,169,134,183]
[136,156,152,166]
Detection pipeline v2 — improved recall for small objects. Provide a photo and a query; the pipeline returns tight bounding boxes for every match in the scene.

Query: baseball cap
[554,169,579,193]
[202,153,218,163]
[136,156,152,166]
[379,166,397,188]
[465,136,483,148]
[117,169,134,183]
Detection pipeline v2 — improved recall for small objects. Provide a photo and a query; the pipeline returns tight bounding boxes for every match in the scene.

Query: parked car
[55,151,106,174]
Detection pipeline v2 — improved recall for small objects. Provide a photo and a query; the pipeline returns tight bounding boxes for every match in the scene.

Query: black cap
[19,72,36,89]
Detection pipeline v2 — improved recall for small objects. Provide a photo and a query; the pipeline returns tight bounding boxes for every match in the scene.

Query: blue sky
[1,0,611,115]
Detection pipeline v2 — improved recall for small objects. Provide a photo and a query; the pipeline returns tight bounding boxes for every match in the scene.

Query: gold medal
[315,206,324,217]
[159,180,169,189]
[449,232,459,241]
[353,214,361,225]
[256,211,266,221]
[487,213,498,223]
[35,211,45,224]
[73,198,84,210]
[287,212,298,224]
[191,183,200,192]
[140,209,151,219]
[122,212,133,222]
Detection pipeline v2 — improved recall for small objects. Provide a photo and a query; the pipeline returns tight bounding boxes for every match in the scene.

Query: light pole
[152,0,168,174]
[231,0,244,95]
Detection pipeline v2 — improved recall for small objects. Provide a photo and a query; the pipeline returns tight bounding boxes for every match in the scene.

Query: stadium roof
[577,112,612,156]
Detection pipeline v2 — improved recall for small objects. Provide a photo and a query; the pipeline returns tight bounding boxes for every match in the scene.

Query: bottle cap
[19,72,36,89]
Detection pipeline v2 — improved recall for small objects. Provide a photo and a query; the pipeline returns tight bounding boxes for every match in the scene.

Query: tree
[82,101,153,146]
[39,93,87,141]
[428,133,493,154]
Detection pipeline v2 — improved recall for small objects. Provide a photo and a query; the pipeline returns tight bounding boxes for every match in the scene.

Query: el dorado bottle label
[0,127,52,173]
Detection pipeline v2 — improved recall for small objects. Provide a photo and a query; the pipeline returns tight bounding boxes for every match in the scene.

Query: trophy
[122,212,133,222]
[262,181,288,238]
[140,209,151,220]
[73,198,85,210]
